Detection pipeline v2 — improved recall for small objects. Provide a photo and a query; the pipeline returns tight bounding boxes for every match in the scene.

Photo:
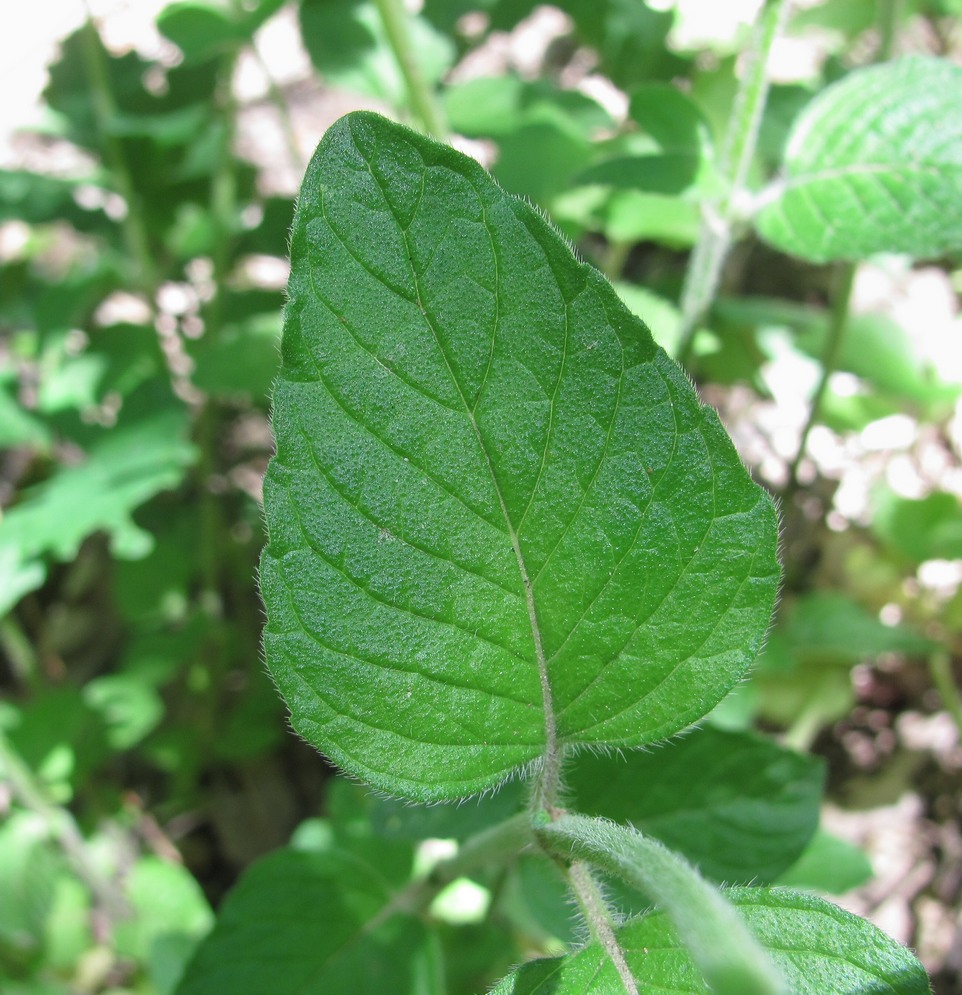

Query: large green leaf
[756,56,962,262]
[260,112,779,801]
[566,726,823,884]
[492,888,931,994]
[174,848,441,995]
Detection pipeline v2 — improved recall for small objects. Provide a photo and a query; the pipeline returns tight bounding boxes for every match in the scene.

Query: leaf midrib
[355,120,560,794]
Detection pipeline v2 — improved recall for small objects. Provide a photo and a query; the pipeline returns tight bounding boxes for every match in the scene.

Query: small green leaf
[0,410,196,616]
[756,56,962,262]
[492,887,931,994]
[576,84,714,196]
[872,490,962,565]
[174,848,441,995]
[299,0,453,107]
[566,726,824,884]
[260,112,779,800]
[157,0,285,62]
[777,829,873,895]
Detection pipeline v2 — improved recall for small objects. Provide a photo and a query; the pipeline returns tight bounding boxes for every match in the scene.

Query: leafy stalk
[372,0,447,138]
[537,812,786,995]
[677,0,790,365]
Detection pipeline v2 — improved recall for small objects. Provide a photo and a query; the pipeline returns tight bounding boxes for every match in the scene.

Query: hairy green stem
[537,812,785,995]
[930,649,962,740]
[677,0,790,365]
[373,0,447,138]
[568,860,638,995]
[786,261,856,491]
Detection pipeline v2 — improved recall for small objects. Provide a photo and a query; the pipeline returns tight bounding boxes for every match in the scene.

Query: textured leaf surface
[492,888,931,994]
[175,848,440,995]
[756,56,962,262]
[260,112,779,800]
[566,726,823,883]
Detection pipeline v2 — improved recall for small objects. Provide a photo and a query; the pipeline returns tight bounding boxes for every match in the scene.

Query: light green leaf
[174,848,441,995]
[260,112,779,801]
[756,56,962,262]
[0,410,196,616]
[566,726,824,884]
[157,0,285,62]
[115,856,213,995]
[576,84,715,196]
[299,0,453,107]
[492,887,931,994]
[872,489,962,565]
[777,828,873,895]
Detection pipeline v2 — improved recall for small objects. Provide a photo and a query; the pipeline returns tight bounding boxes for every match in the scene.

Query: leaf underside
[260,112,779,800]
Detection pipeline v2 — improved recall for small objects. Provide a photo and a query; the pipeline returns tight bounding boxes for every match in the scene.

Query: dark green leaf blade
[756,56,962,262]
[260,111,779,800]
[493,888,931,994]
[174,849,440,995]
[566,726,824,883]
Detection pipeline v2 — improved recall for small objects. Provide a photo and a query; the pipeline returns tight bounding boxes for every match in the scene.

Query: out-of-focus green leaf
[756,56,962,262]
[299,0,453,107]
[371,781,525,841]
[445,77,611,204]
[493,106,594,203]
[83,675,165,750]
[872,489,962,564]
[0,380,51,450]
[613,284,682,356]
[0,812,65,969]
[777,829,874,895]
[0,170,112,234]
[797,312,958,411]
[755,591,932,730]
[577,84,714,196]
[187,312,281,401]
[114,856,213,995]
[444,76,611,140]
[174,849,442,995]
[557,0,687,89]
[566,727,824,885]
[762,591,932,669]
[499,854,578,946]
[0,409,196,616]
[5,689,109,799]
[599,189,701,246]
[158,0,285,61]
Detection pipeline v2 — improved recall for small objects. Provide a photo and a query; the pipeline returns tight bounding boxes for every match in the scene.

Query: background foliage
[1,0,960,992]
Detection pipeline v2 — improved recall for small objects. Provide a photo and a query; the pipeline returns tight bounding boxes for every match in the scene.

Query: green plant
[2,1,961,992]
[175,110,927,994]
